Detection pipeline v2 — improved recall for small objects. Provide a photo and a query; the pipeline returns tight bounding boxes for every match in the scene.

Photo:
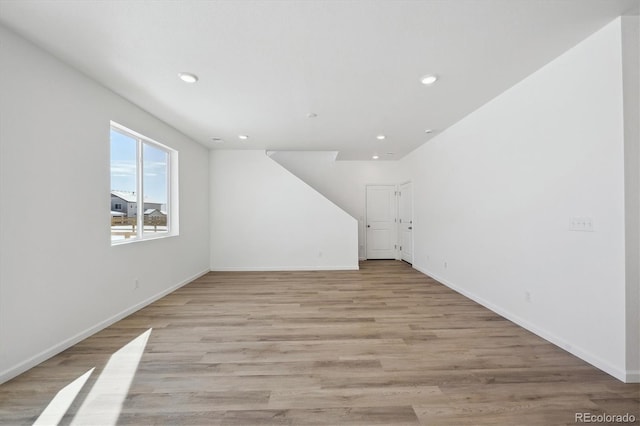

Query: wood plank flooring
[1,260,638,425]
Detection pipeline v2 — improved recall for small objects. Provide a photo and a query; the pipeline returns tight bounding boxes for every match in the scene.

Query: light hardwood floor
[1,260,638,425]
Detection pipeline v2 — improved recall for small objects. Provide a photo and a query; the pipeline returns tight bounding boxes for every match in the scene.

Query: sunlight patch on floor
[70,328,151,426]
[33,368,95,426]
[33,328,152,426]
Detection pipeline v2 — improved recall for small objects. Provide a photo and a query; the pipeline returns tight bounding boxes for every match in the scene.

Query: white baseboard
[0,269,210,385]
[412,263,634,383]
[210,265,359,271]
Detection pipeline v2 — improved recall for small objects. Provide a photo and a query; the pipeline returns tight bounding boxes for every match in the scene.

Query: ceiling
[1,0,638,160]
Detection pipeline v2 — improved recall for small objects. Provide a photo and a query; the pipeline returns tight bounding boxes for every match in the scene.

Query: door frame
[364,181,414,262]
[398,180,414,264]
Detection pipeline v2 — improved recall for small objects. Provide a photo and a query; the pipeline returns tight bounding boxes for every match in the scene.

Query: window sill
[111,232,178,246]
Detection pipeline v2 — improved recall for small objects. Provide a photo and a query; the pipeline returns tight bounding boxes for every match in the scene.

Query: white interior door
[399,182,413,264]
[366,185,397,259]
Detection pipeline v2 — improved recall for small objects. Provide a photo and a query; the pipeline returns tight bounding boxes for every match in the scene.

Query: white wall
[209,150,358,270]
[270,151,404,259]
[621,15,640,380]
[402,18,632,381]
[0,25,210,383]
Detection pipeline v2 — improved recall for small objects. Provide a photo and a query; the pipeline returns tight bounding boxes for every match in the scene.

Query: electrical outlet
[444,261,448,269]
[570,216,594,232]
[525,291,532,303]
[134,279,140,289]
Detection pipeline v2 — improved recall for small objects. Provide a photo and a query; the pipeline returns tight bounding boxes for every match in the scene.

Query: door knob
[367,225,370,228]
[408,226,412,230]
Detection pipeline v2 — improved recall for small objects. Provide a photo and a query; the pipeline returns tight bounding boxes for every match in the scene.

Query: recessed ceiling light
[420,74,438,85]
[372,155,379,160]
[376,135,386,140]
[424,129,433,133]
[238,135,249,140]
[178,72,198,83]
[307,113,318,118]
[211,137,224,143]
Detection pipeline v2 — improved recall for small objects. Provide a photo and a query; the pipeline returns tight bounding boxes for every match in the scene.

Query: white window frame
[110,121,178,245]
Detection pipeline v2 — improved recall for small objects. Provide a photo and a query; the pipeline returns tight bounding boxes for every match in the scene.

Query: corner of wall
[621,14,640,381]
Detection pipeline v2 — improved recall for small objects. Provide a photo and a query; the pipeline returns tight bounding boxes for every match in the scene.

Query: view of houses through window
[110,123,173,243]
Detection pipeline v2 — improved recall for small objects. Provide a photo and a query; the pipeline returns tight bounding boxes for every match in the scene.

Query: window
[110,122,177,244]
